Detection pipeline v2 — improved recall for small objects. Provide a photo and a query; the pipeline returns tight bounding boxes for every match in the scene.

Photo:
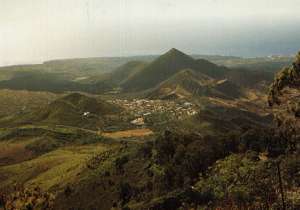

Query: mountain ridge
[121,48,229,91]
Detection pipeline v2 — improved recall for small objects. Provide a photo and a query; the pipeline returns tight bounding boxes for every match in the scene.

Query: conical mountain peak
[163,48,192,59]
[167,48,183,54]
[122,48,228,91]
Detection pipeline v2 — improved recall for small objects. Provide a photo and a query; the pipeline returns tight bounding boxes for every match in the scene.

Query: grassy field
[0,89,59,117]
[0,144,109,192]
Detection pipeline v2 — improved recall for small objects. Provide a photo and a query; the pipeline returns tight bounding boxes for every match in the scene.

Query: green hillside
[148,69,211,99]
[122,48,228,91]
[213,79,243,99]
[225,68,274,88]
[0,71,114,93]
[149,69,243,100]
[0,93,122,130]
[109,61,148,85]
[30,93,121,129]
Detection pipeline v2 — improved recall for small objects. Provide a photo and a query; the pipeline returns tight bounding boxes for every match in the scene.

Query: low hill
[0,71,113,93]
[225,68,274,88]
[43,57,127,76]
[194,105,272,132]
[168,102,272,136]
[149,69,243,100]
[33,93,121,129]
[0,89,58,118]
[0,93,122,130]
[121,48,228,91]
[148,69,212,99]
[213,79,242,99]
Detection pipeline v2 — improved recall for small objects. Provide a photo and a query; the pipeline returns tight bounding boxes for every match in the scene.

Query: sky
[1,0,300,66]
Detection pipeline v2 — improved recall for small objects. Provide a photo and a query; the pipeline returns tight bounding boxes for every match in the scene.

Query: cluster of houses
[108,99,198,125]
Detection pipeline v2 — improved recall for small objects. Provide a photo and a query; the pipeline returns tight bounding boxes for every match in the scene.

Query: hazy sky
[1,0,300,66]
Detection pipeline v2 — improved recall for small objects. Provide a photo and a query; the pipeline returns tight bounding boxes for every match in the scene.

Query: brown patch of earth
[102,128,154,139]
[0,140,35,166]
